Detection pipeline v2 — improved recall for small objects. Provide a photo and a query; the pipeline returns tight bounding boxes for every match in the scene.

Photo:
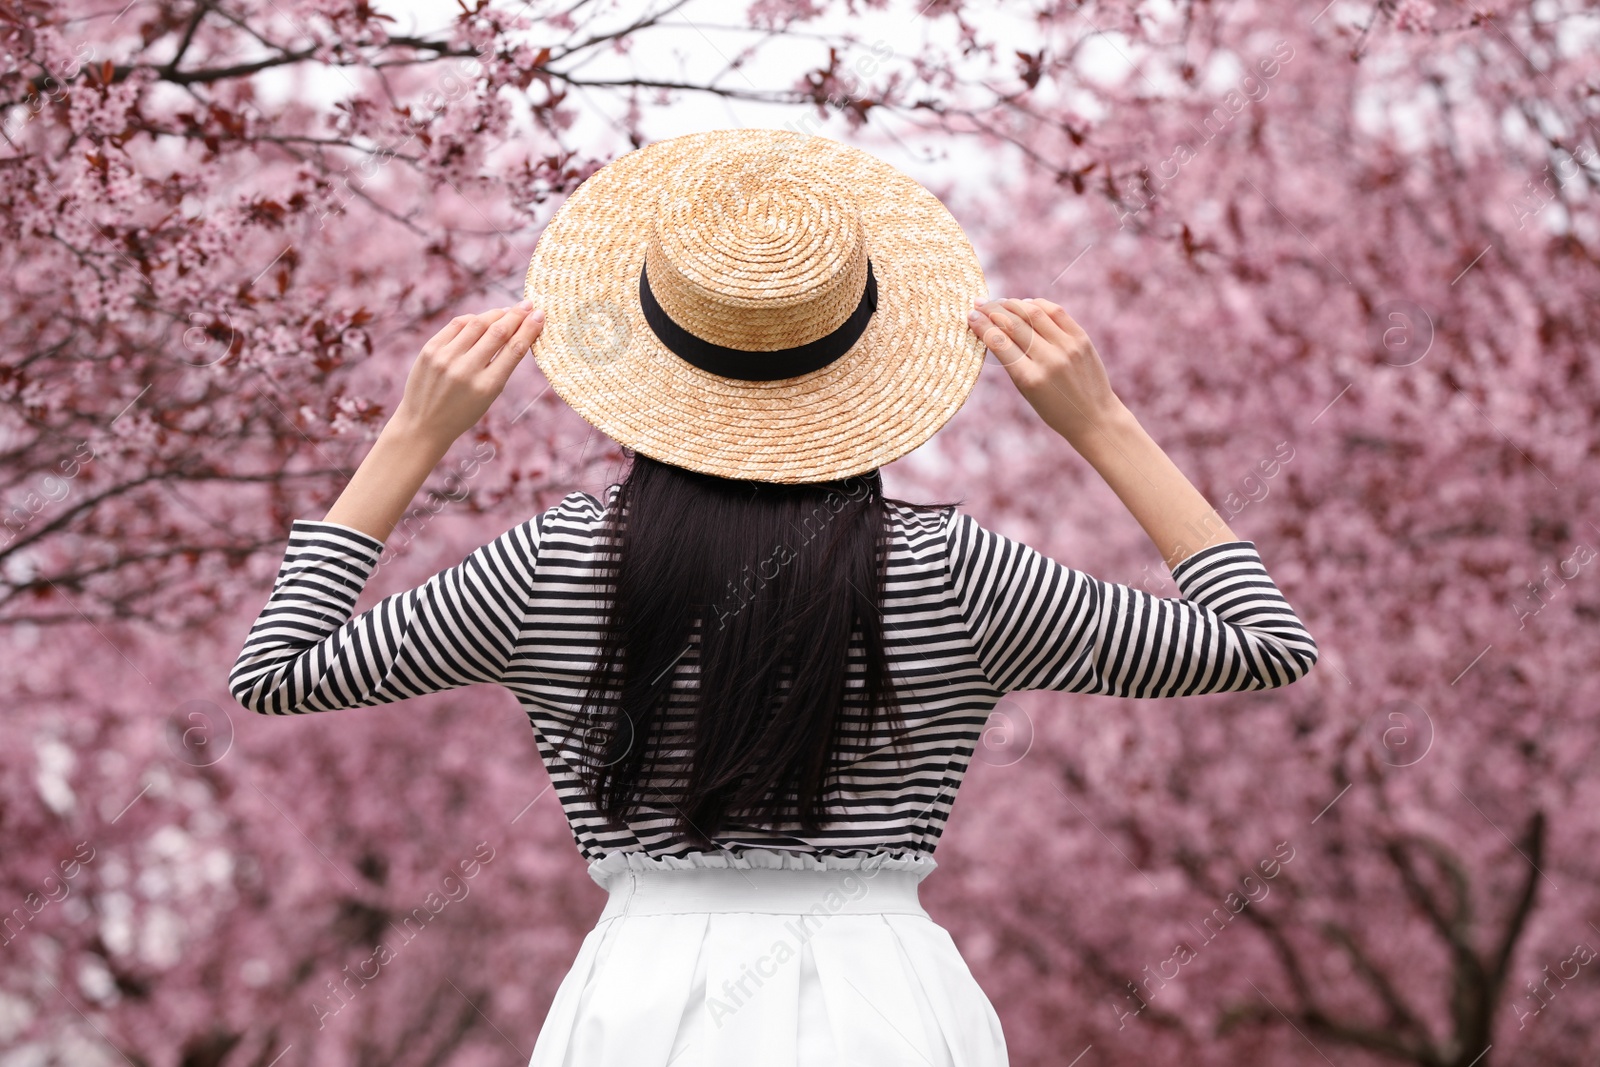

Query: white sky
[362,0,1149,189]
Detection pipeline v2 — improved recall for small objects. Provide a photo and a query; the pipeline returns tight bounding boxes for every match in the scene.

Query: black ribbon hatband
[639,259,878,381]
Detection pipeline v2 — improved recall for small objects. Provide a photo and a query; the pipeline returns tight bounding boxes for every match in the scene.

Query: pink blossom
[3,1,1597,1065]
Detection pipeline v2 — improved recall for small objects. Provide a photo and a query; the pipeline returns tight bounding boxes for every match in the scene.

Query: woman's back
[512,487,985,861]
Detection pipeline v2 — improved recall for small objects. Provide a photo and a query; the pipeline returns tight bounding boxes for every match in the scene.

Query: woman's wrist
[1061,398,1141,466]
[384,402,459,455]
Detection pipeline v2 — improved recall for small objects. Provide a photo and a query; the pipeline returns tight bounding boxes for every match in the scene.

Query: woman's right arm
[956,297,1318,695]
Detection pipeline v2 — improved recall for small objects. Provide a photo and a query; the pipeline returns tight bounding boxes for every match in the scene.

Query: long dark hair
[574,452,952,846]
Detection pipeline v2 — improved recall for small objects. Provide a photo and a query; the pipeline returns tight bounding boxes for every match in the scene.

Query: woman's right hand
[967,297,1128,451]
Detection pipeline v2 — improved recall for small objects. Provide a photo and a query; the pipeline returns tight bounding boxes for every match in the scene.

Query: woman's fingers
[1028,298,1084,341]
[1012,298,1076,351]
[976,298,1083,368]
[422,312,478,355]
[969,303,1040,386]
[481,308,545,390]
[973,299,1052,364]
[968,305,1019,364]
[464,305,530,364]
[985,300,1042,358]
[449,306,513,357]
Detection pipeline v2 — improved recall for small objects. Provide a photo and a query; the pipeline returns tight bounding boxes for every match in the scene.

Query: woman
[230,129,1318,1066]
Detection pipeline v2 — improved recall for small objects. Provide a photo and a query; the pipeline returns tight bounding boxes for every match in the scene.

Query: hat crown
[644,149,870,353]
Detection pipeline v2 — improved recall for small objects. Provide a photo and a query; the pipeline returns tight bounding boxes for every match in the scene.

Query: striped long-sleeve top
[229,487,1318,861]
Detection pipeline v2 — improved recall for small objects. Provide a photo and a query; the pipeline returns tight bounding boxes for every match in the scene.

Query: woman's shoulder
[883,496,954,524]
[882,498,959,559]
[533,487,615,540]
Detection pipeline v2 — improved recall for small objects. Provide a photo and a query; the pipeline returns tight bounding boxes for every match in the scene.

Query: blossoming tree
[3,0,1597,1065]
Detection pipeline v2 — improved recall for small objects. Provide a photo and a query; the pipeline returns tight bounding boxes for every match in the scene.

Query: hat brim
[522,128,988,484]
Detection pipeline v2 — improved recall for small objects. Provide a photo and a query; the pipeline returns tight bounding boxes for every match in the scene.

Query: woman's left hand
[393,301,545,446]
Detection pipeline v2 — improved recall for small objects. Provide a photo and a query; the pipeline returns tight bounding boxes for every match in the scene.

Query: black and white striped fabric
[230,487,1318,860]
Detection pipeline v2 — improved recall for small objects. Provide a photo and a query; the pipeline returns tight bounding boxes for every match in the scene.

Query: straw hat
[521,128,988,484]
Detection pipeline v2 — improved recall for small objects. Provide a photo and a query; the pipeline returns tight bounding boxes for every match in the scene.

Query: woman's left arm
[229,302,547,715]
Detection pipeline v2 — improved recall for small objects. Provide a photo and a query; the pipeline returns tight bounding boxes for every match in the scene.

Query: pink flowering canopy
[2,1,1597,1065]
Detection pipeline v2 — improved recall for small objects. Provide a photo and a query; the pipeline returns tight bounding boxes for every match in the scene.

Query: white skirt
[527,847,1009,1067]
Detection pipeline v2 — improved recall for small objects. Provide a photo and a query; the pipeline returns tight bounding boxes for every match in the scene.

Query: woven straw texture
[522,128,988,484]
